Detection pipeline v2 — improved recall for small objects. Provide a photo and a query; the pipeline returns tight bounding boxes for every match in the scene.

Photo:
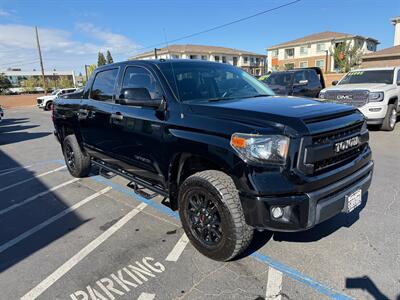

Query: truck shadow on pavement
[346,276,397,300]
[0,117,51,145]
[0,151,89,273]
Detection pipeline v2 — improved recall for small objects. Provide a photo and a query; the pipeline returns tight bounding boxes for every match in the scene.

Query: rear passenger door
[79,68,120,158]
[292,71,308,97]
[111,65,167,187]
[306,70,323,98]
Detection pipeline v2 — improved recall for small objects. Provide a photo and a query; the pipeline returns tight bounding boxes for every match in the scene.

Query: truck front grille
[323,90,369,108]
[301,122,368,175]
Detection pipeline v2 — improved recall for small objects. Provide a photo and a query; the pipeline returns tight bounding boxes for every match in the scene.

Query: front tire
[178,170,253,261]
[63,134,91,178]
[45,101,53,111]
[380,104,397,131]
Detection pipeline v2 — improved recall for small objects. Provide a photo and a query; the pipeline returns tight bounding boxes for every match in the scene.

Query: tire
[380,104,397,131]
[178,170,253,261]
[62,134,91,178]
[45,101,53,111]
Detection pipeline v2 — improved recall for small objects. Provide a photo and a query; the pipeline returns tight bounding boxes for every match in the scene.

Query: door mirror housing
[332,80,338,86]
[293,79,308,86]
[118,88,163,109]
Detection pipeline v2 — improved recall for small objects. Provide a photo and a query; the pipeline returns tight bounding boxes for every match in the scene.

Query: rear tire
[380,104,397,131]
[178,170,253,261]
[63,134,91,178]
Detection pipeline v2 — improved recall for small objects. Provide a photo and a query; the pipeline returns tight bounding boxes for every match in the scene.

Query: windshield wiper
[245,94,272,98]
[207,97,237,102]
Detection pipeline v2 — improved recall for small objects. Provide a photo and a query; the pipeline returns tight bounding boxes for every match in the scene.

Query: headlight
[230,133,289,165]
[368,92,384,102]
[319,91,326,99]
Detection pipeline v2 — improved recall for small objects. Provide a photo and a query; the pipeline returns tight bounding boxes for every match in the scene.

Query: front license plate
[346,189,362,213]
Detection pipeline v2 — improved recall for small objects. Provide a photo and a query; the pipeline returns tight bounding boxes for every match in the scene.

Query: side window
[307,70,321,85]
[397,69,400,84]
[122,66,163,100]
[90,68,118,101]
[293,71,307,84]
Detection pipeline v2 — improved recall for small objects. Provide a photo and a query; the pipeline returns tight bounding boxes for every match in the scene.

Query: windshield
[158,61,274,102]
[264,72,293,87]
[51,89,60,95]
[339,70,394,85]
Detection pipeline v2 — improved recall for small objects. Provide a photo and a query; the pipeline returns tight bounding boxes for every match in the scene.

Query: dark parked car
[53,60,373,261]
[261,67,325,98]
[0,105,3,122]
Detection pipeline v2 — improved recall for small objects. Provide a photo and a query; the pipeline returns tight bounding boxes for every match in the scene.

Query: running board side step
[91,159,168,198]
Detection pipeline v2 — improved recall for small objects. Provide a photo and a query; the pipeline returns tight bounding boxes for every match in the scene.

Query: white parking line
[0,178,79,216]
[20,202,148,300]
[0,165,66,192]
[137,292,155,300]
[266,267,283,300]
[165,233,189,262]
[0,187,112,254]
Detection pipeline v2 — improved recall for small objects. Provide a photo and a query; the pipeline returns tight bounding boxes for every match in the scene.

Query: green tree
[21,76,41,93]
[87,64,97,78]
[0,73,12,92]
[97,52,106,66]
[106,50,114,64]
[57,76,74,89]
[331,42,363,72]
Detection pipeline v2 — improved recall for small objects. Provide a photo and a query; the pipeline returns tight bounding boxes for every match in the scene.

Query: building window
[201,55,207,60]
[299,61,308,68]
[271,49,279,57]
[315,59,325,68]
[189,55,198,60]
[300,46,308,55]
[250,57,254,63]
[316,43,325,52]
[214,56,220,62]
[222,56,227,63]
[171,54,180,59]
[243,56,248,63]
[284,48,294,59]
[233,57,238,66]
[367,42,375,51]
[256,57,260,63]
[284,63,295,70]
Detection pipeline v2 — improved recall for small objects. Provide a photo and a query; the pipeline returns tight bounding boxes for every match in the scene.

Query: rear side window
[90,68,118,101]
[307,70,321,85]
[122,66,163,100]
[293,71,307,84]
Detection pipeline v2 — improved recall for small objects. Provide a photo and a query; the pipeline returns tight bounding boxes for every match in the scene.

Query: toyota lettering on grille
[334,136,360,153]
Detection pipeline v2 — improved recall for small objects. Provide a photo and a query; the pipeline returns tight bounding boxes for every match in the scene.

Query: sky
[0,0,399,74]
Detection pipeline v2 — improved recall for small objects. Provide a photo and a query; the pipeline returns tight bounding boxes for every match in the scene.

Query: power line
[0,58,39,66]
[134,0,301,53]
[0,60,39,68]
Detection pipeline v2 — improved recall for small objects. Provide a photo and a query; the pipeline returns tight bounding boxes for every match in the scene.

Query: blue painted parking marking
[90,174,352,300]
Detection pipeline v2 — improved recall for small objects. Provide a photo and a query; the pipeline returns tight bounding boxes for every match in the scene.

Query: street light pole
[154,48,161,59]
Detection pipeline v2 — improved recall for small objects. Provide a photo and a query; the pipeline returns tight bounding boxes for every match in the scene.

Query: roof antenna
[163,28,183,117]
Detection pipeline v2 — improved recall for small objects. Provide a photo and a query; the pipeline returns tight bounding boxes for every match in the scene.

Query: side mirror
[118,88,163,109]
[294,79,308,86]
[332,80,338,86]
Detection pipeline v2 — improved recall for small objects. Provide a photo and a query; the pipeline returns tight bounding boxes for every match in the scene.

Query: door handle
[111,112,123,121]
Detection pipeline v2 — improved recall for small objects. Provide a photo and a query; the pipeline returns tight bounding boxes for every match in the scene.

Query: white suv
[37,88,77,111]
[319,67,400,131]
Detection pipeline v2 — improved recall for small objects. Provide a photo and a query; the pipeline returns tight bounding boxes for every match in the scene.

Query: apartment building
[131,44,266,76]
[267,31,379,72]
[362,16,400,68]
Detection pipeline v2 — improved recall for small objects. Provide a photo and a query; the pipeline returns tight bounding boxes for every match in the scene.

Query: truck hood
[326,83,391,91]
[188,96,357,135]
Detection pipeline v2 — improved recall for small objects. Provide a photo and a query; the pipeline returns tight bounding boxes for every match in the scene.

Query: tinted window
[397,69,400,83]
[159,62,274,102]
[307,70,320,85]
[293,71,307,84]
[339,70,393,85]
[122,66,163,100]
[265,72,293,86]
[90,68,118,101]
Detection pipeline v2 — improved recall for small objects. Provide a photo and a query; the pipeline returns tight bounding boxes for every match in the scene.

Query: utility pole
[35,26,47,94]
[154,48,161,59]
[84,64,89,81]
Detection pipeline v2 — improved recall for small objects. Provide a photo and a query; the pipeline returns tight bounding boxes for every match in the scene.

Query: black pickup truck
[261,67,325,98]
[53,60,373,261]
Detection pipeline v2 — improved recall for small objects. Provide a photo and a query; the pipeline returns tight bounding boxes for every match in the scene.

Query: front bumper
[240,161,373,231]
[37,99,45,108]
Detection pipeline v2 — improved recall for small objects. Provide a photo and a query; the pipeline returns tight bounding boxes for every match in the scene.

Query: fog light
[271,206,284,219]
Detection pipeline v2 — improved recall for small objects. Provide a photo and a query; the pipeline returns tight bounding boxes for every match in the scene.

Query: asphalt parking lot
[0,107,399,300]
